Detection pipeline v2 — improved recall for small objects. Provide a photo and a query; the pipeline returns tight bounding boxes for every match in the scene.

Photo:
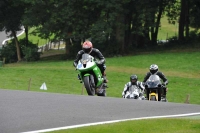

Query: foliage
[0,0,26,61]
[1,0,200,59]
[0,1,24,32]
[0,42,18,63]
[189,0,200,30]
[20,0,180,54]
[1,38,41,63]
[66,39,82,59]
[21,39,40,61]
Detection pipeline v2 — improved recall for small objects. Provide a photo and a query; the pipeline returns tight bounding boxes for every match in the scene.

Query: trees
[189,0,200,32]
[167,0,200,41]
[1,0,199,61]
[0,0,25,62]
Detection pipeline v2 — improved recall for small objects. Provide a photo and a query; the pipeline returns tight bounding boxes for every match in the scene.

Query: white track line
[2,28,25,45]
[21,112,200,133]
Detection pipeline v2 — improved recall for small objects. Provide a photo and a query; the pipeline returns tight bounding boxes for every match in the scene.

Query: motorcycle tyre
[150,95,156,101]
[83,76,95,96]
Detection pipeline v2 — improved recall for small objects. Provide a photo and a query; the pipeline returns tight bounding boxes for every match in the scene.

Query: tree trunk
[12,30,22,62]
[115,14,125,54]
[185,0,189,40]
[124,12,132,52]
[150,14,156,46]
[154,0,164,43]
[144,28,150,42]
[25,25,28,46]
[179,0,186,41]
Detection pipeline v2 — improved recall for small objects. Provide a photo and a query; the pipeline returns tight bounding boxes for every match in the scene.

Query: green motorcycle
[76,53,106,96]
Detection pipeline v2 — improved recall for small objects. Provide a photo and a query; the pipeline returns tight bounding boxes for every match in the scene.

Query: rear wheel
[83,76,95,96]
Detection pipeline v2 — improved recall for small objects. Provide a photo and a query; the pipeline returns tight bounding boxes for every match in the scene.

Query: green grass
[47,118,200,133]
[18,27,54,46]
[158,16,178,40]
[158,16,197,40]
[1,51,200,104]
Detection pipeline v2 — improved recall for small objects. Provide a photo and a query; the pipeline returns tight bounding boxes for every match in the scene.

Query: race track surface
[0,89,200,133]
[0,29,24,46]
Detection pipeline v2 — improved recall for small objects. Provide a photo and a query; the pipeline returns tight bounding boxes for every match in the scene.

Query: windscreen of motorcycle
[77,54,95,70]
[146,75,161,88]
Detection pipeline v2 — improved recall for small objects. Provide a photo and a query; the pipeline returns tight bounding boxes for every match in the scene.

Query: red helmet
[82,41,93,53]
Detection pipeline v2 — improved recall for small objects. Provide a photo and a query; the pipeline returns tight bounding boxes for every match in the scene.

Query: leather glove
[122,92,125,98]
[73,62,77,67]
[162,83,166,86]
[95,60,101,65]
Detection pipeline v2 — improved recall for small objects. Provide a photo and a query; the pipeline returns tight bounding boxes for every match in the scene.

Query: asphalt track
[0,29,24,46]
[0,31,9,46]
[0,89,200,133]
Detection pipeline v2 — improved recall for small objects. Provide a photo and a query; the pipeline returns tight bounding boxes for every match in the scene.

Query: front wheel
[150,96,156,101]
[83,76,95,96]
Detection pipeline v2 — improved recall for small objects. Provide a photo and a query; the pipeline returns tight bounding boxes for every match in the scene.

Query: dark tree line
[1,0,200,61]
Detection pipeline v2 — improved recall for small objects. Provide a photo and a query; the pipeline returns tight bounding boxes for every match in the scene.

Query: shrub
[1,41,19,63]
[1,38,41,63]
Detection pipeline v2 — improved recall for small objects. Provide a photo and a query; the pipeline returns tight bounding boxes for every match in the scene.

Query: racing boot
[102,72,108,83]
[161,95,167,102]
[77,74,82,83]
[161,88,167,102]
[103,83,108,88]
[139,93,145,100]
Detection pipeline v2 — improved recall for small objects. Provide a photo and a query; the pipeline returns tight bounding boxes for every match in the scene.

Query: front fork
[89,75,95,87]
[149,92,158,101]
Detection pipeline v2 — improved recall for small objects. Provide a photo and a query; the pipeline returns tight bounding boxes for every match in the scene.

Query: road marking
[2,28,25,45]
[21,112,200,133]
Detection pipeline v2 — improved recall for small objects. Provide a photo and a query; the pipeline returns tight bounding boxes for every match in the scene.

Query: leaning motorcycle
[76,53,106,96]
[144,75,167,102]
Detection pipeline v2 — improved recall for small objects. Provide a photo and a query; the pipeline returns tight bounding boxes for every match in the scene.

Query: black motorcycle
[145,75,167,102]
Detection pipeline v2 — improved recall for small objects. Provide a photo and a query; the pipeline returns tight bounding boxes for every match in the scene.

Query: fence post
[184,94,190,104]
[58,41,60,50]
[28,78,31,91]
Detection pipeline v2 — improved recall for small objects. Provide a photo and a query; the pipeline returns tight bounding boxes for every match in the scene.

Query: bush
[22,46,40,61]
[1,42,18,63]
[1,38,41,63]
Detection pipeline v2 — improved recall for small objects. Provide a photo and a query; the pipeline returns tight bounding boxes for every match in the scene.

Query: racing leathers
[143,71,168,99]
[122,81,145,99]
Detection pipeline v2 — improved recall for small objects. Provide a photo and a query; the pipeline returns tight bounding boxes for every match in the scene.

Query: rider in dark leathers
[143,64,168,100]
[73,41,108,83]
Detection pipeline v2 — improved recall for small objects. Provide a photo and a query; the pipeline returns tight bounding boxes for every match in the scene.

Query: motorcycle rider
[73,40,108,83]
[143,64,168,101]
[122,74,145,99]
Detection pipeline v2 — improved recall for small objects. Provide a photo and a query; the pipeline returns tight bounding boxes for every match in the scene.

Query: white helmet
[149,64,158,74]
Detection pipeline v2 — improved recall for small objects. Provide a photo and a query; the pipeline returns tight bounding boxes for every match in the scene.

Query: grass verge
[48,118,200,133]
[0,50,200,104]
